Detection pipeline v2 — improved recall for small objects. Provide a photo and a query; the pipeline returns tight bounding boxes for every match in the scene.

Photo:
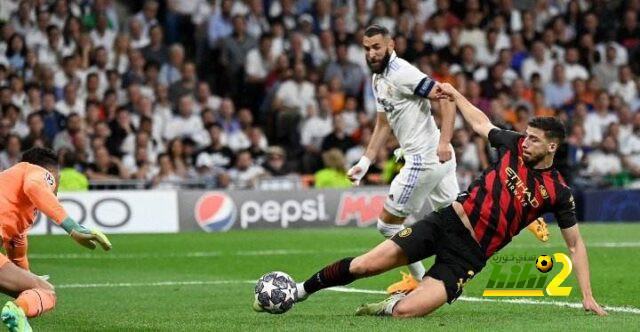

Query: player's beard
[366,49,391,74]
[523,151,545,167]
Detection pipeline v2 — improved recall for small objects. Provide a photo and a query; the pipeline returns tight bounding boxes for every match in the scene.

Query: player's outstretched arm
[436,98,455,163]
[348,112,391,185]
[437,83,497,139]
[23,173,112,251]
[560,225,607,316]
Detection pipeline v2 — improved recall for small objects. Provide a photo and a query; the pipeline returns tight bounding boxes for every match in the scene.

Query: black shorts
[390,205,486,303]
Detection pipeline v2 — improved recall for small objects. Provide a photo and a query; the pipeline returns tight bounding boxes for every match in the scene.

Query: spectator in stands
[163,94,206,146]
[521,41,553,84]
[585,134,623,181]
[563,46,589,82]
[141,24,168,66]
[152,152,182,189]
[207,0,234,49]
[194,81,221,114]
[56,83,84,117]
[544,63,574,109]
[37,91,66,142]
[58,151,89,191]
[609,65,638,105]
[134,0,160,38]
[584,90,619,146]
[0,134,20,170]
[244,33,274,113]
[196,122,234,170]
[159,43,184,86]
[321,113,355,153]
[300,99,333,173]
[217,98,241,137]
[227,108,265,152]
[169,61,197,105]
[262,145,292,177]
[622,113,640,186]
[324,42,365,97]
[86,145,129,180]
[5,33,27,72]
[22,113,48,150]
[3,103,28,138]
[166,137,191,179]
[52,112,82,153]
[592,45,619,88]
[286,32,314,70]
[314,148,350,188]
[106,107,135,157]
[228,149,265,189]
[220,15,256,99]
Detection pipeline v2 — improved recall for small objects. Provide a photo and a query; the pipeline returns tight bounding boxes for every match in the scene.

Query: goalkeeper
[0,147,111,332]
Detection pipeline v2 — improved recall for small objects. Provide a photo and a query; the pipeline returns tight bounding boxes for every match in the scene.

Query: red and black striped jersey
[456,129,577,258]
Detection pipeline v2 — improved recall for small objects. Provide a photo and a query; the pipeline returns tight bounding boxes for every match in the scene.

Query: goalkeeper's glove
[60,217,112,251]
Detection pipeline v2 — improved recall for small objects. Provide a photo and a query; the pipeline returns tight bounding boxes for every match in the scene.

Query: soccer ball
[254,271,297,314]
[536,255,553,273]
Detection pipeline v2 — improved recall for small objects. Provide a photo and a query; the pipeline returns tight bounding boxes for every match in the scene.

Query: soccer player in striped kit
[292,83,606,317]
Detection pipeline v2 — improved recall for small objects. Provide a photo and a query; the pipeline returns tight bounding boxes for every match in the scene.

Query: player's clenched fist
[347,156,371,186]
[435,83,458,99]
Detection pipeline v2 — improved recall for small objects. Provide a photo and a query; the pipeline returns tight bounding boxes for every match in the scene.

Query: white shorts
[384,153,459,218]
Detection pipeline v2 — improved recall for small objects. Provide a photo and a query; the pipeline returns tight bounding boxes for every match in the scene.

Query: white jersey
[372,52,440,157]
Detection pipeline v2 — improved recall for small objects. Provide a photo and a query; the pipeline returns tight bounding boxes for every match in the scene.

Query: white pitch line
[53,280,640,315]
[28,242,640,260]
[28,248,367,260]
[56,280,256,289]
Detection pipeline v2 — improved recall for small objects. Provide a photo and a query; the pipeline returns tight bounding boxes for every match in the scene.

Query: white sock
[377,219,426,280]
[296,283,308,301]
[407,262,426,281]
[383,293,406,316]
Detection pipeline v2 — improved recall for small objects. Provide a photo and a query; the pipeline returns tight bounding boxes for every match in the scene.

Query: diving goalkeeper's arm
[23,169,112,251]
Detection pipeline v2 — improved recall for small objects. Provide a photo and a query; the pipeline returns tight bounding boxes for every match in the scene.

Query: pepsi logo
[194,192,237,232]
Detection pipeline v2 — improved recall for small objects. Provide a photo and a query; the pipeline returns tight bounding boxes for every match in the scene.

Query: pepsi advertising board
[178,188,434,232]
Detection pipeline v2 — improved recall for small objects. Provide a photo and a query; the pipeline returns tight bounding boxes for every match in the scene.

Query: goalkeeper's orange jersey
[0,162,67,241]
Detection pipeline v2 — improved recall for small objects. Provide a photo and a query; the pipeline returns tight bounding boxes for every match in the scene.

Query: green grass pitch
[9,223,640,331]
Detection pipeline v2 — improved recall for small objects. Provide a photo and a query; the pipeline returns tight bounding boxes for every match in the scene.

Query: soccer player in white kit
[347,25,459,294]
[349,25,548,294]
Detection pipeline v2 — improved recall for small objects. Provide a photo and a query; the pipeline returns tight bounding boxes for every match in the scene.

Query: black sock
[303,257,355,295]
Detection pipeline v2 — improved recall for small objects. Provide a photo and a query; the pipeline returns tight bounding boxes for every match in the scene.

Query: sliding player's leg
[0,256,56,332]
[295,239,409,301]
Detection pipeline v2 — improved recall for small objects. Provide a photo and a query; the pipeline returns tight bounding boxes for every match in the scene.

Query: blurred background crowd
[0,0,639,191]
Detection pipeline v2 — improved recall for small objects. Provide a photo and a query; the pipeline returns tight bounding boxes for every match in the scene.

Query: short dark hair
[364,24,389,38]
[528,117,566,143]
[21,147,58,168]
[61,151,78,168]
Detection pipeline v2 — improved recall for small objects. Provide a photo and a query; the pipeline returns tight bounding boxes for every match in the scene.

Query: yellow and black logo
[398,228,412,237]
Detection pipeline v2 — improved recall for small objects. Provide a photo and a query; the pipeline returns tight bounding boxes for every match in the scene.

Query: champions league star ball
[536,255,554,273]
[254,272,297,314]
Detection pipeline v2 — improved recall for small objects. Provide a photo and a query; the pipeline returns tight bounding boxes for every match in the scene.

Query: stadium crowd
[0,0,639,191]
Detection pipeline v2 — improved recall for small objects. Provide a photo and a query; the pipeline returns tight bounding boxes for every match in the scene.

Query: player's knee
[349,256,382,277]
[35,278,54,292]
